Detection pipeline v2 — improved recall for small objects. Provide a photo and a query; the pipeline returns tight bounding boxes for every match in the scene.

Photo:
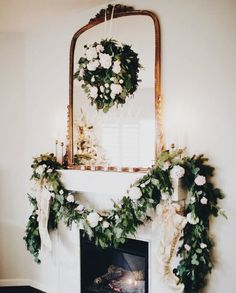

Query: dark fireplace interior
[80,231,149,293]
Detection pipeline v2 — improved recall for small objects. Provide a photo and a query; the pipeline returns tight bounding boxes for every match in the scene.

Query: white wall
[0,0,236,292]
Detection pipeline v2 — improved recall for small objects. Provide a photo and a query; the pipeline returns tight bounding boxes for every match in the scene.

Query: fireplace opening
[80,231,149,293]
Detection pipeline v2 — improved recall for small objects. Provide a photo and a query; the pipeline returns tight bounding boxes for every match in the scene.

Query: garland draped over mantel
[24,149,225,293]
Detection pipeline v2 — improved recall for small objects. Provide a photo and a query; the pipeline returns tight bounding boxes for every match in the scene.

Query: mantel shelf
[59,169,144,195]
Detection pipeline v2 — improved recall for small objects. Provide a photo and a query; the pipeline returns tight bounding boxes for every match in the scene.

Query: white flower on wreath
[47,168,53,173]
[87,212,100,228]
[59,189,64,195]
[162,161,171,171]
[200,243,207,249]
[99,53,112,69]
[200,197,208,205]
[66,194,74,203]
[128,186,142,200]
[184,244,191,251]
[112,60,121,74]
[96,44,104,53]
[170,165,185,179]
[186,212,199,225]
[76,204,84,213]
[102,221,110,229]
[110,83,122,95]
[35,165,45,175]
[89,86,98,98]
[195,175,206,186]
[86,46,97,61]
[79,68,84,77]
[87,60,99,71]
[100,85,105,93]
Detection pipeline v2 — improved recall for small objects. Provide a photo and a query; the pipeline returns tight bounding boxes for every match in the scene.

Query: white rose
[161,193,169,201]
[35,165,45,175]
[110,83,122,95]
[102,221,110,229]
[190,196,196,203]
[128,186,142,200]
[99,53,112,69]
[162,161,171,171]
[170,165,185,179]
[86,47,97,61]
[89,86,98,98]
[87,60,99,71]
[186,212,199,225]
[200,197,208,204]
[87,212,100,228]
[184,244,191,251]
[66,194,74,203]
[112,60,121,74]
[200,243,207,249]
[75,204,84,213]
[96,44,104,52]
[195,175,206,186]
[79,68,84,77]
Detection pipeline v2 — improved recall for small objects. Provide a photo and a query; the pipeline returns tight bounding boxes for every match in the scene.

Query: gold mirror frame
[67,4,164,172]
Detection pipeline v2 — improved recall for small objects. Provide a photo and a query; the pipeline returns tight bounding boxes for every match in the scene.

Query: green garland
[24,149,225,293]
[74,38,142,113]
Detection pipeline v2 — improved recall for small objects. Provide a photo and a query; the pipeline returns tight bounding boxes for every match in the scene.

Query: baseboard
[0,279,49,292]
[0,279,30,287]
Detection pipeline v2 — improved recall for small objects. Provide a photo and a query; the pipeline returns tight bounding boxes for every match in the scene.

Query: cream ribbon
[153,202,187,293]
[35,185,52,251]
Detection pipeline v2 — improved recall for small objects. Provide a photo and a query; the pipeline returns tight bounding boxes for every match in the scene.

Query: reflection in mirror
[68,8,161,171]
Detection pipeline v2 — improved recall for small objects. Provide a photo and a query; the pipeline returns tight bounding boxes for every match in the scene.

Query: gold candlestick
[55,140,59,161]
[61,142,64,164]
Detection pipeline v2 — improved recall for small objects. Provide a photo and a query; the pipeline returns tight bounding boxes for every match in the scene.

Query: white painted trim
[0,278,30,287]
[0,279,51,292]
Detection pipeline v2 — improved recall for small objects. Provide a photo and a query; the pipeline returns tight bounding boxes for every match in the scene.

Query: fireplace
[80,231,149,293]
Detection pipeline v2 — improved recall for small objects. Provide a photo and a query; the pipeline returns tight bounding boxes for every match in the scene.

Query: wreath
[74,38,142,113]
[24,149,225,293]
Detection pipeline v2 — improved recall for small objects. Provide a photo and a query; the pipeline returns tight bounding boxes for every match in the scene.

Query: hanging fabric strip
[35,186,52,251]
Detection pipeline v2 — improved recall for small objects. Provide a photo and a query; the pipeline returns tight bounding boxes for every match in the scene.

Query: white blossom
[112,60,121,74]
[86,47,97,61]
[119,79,124,84]
[35,165,45,175]
[96,44,104,52]
[47,168,53,173]
[100,85,105,93]
[99,53,112,69]
[200,197,208,204]
[161,193,169,201]
[91,76,95,82]
[79,68,84,77]
[186,212,199,225]
[140,183,146,188]
[75,204,84,213]
[89,86,98,98]
[110,83,122,95]
[195,175,206,186]
[87,212,100,228]
[170,165,185,179]
[162,161,171,171]
[105,83,110,88]
[102,221,110,229]
[190,196,196,203]
[87,60,99,71]
[184,244,191,251]
[59,189,64,195]
[66,194,74,203]
[200,243,207,249]
[128,186,142,200]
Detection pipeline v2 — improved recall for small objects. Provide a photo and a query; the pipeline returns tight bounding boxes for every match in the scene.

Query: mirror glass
[72,14,157,170]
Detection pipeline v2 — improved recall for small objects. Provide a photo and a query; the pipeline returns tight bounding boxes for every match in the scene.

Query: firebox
[80,231,149,293]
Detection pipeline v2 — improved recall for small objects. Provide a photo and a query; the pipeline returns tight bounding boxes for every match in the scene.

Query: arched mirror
[67,5,163,172]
